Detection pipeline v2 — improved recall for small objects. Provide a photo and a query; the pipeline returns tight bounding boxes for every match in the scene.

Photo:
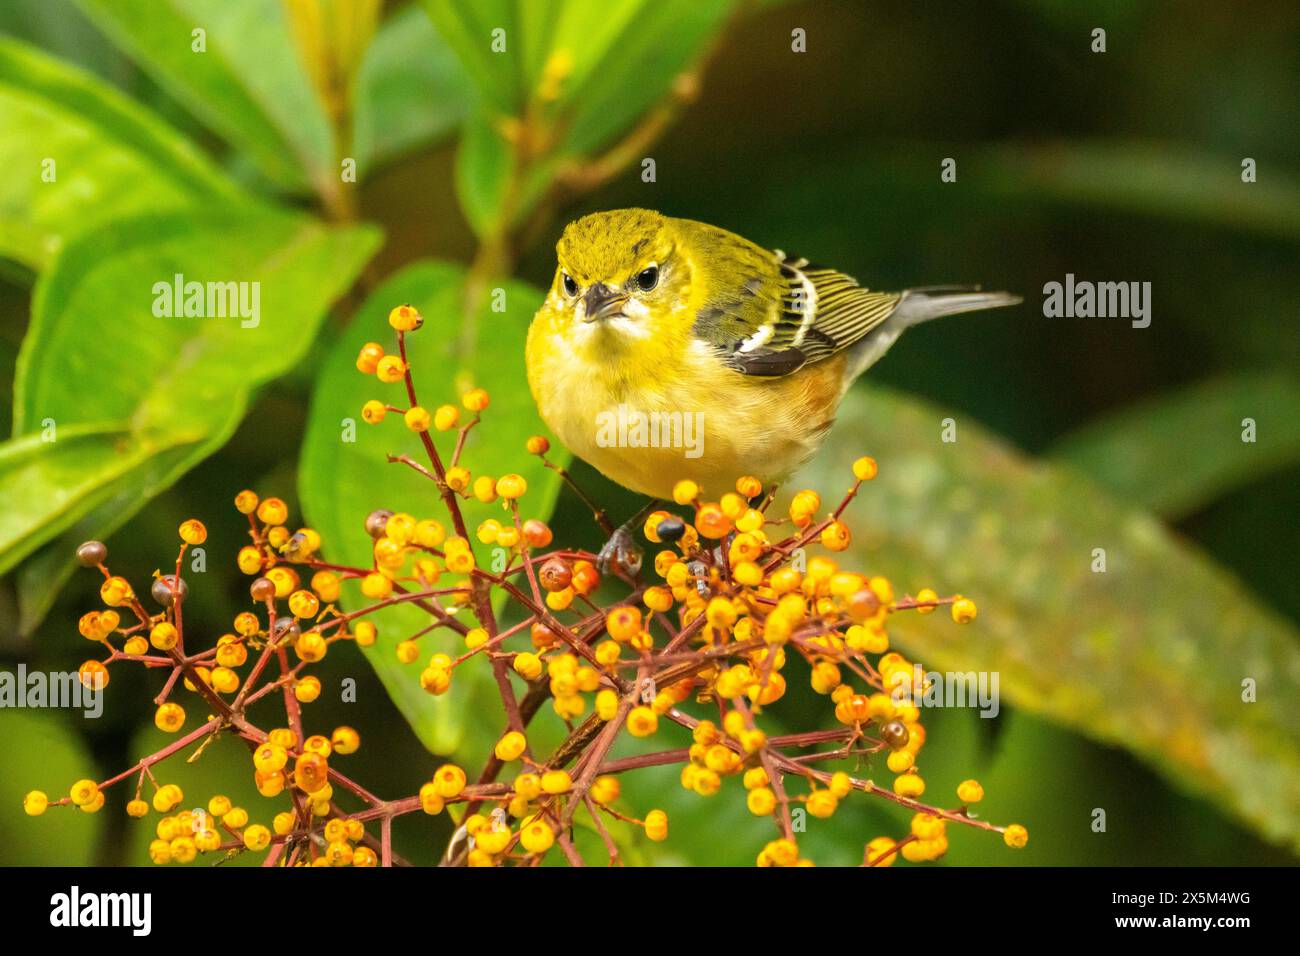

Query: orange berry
[178,519,207,545]
[387,303,423,332]
[355,342,384,374]
[695,503,732,539]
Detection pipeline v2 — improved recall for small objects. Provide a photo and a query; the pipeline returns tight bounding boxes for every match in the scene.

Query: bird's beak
[581,283,628,322]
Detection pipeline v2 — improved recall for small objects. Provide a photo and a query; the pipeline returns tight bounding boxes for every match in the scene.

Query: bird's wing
[707,252,902,377]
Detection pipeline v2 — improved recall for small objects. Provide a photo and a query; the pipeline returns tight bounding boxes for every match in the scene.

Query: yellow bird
[526,208,1020,567]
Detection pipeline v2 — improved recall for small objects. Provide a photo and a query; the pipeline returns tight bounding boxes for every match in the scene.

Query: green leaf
[299,260,563,755]
[1,209,380,578]
[16,436,228,633]
[453,111,553,237]
[433,0,736,235]
[794,385,1300,851]
[966,142,1300,240]
[352,4,473,173]
[0,35,245,269]
[0,424,201,569]
[556,0,735,157]
[72,0,334,191]
[1050,373,1300,520]
[421,0,519,115]
[0,710,100,865]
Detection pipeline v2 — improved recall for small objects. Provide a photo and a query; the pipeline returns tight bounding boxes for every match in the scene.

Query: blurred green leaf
[16,438,228,632]
[0,36,244,269]
[969,142,1300,240]
[352,3,472,173]
[0,424,198,571]
[0,711,100,865]
[1051,373,1300,520]
[556,0,734,157]
[421,0,519,115]
[299,260,563,755]
[1,209,379,577]
[453,111,554,237]
[72,0,334,191]
[795,385,1300,852]
[431,0,736,235]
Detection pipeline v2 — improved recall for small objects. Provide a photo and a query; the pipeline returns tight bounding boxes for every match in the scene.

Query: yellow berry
[626,705,658,738]
[672,480,699,504]
[644,809,668,842]
[360,572,393,599]
[433,764,466,798]
[496,474,527,499]
[150,622,179,651]
[541,770,572,794]
[1004,824,1029,848]
[462,387,490,411]
[747,787,776,816]
[418,783,445,815]
[494,731,527,762]
[473,477,498,505]
[256,497,289,526]
[433,404,460,431]
[154,702,186,733]
[519,819,555,854]
[355,342,384,374]
[852,456,878,481]
[361,399,387,424]
[957,779,985,803]
[332,726,361,755]
[243,824,271,851]
[388,303,423,332]
[513,652,543,680]
[952,597,978,624]
[404,405,432,432]
[294,676,322,702]
[893,773,925,798]
[178,519,207,545]
[820,520,851,551]
[288,589,320,619]
[375,355,406,383]
[23,790,48,816]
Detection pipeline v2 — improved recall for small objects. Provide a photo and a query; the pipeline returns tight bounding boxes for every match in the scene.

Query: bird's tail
[843,285,1021,385]
[890,285,1023,329]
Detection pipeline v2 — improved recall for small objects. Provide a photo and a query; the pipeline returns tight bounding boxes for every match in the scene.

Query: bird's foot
[596,526,643,576]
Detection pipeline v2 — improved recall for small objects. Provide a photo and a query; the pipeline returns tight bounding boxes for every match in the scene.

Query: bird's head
[544,209,692,350]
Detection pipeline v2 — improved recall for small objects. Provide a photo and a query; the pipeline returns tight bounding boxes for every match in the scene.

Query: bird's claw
[597,527,643,576]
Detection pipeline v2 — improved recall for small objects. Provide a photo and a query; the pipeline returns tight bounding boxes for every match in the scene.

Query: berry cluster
[23,303,1026,866]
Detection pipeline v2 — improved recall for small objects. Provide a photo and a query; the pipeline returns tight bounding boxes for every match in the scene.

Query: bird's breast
[528,322,848,499]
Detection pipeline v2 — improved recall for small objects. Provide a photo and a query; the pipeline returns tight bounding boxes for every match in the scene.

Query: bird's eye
[635,264,659,292]
[562,272,578,297]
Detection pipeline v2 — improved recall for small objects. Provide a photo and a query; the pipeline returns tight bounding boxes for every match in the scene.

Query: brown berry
[538,558,572,593]
[75,540,107,567]
[880,720,910,751]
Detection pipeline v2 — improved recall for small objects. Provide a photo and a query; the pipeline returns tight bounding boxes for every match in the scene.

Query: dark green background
[2,0,1297,866]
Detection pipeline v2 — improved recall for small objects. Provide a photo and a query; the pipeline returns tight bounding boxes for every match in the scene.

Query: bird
[526,208,1020,570]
